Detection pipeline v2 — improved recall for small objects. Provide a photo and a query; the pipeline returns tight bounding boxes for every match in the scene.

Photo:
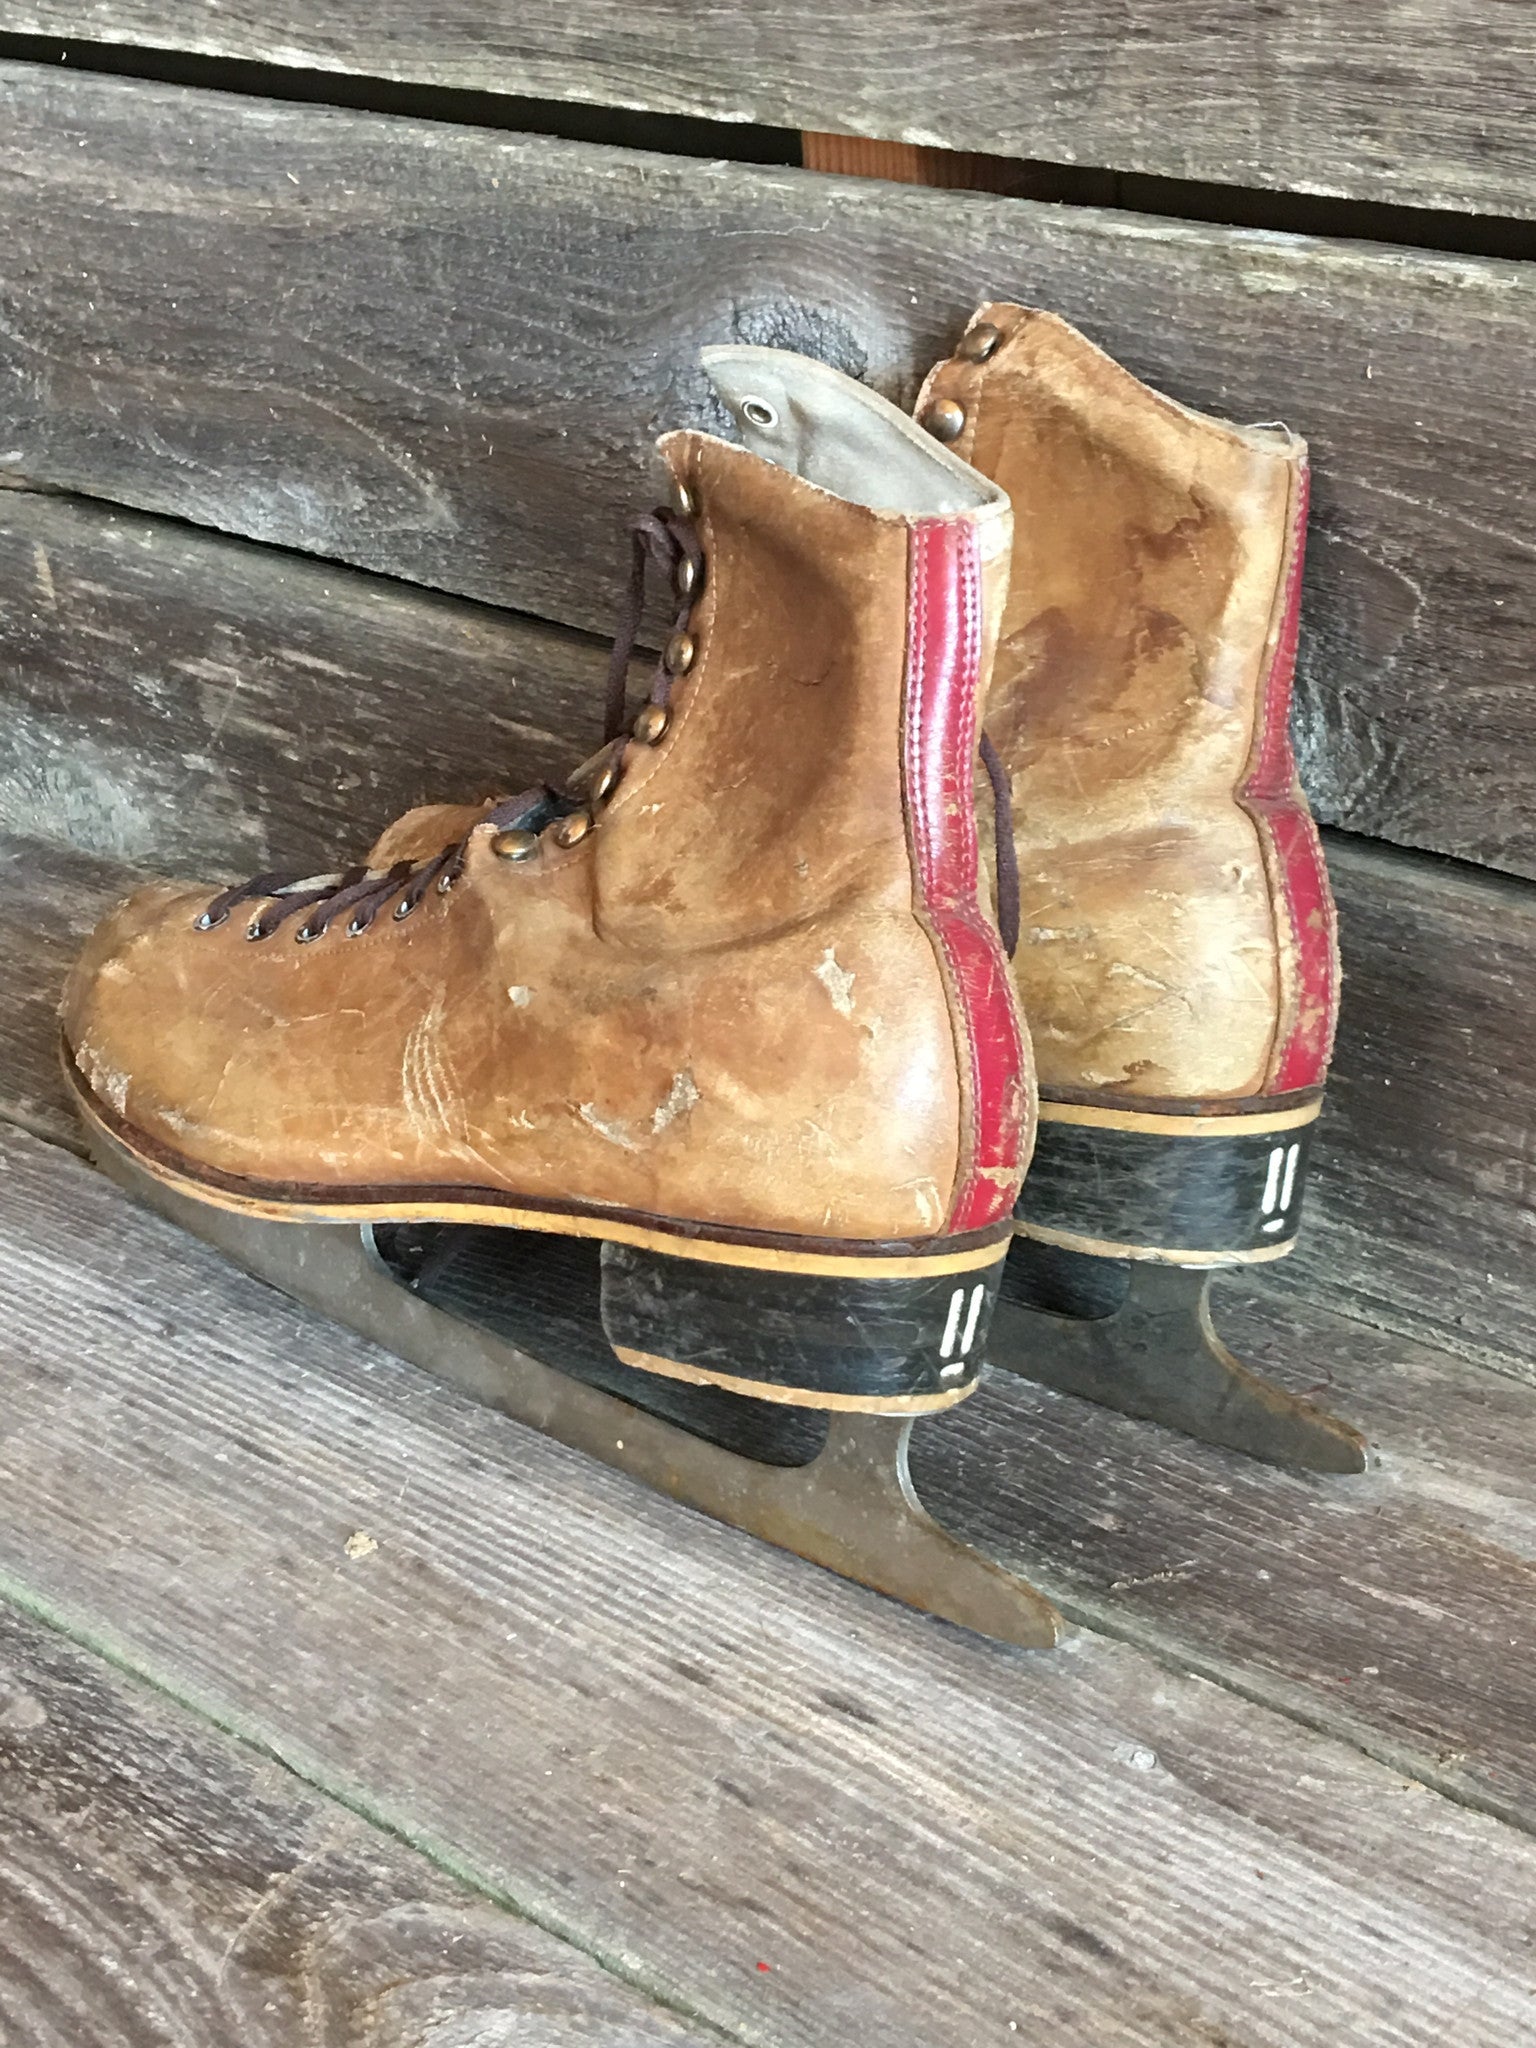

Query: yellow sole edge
[611,1345,977,1415]
[1017,1220,1296,1267]
[1036,1100,1322,1139]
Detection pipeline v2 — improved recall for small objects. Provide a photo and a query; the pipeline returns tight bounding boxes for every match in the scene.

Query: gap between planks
[0,1568,741,2045]
[0,1598,722,2048]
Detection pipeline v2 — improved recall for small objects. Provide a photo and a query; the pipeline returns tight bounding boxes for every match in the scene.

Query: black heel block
[599,1240,1007,1412]
[1017,1107,1319,1261]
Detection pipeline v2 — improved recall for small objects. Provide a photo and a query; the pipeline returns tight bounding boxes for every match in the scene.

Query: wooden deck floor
[3,836,1536,2044]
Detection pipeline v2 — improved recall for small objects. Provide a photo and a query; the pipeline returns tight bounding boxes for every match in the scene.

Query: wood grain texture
[937,1301,1536,1826]
[1295,837,1536,1376]
[2,490,1532,1375]
[0,1602,711,2048]
[0,489,610,877]
[0,834,136,1149]
[3,1120,1536,2048]
[1,67,1534,876]
[8,0,1536,216]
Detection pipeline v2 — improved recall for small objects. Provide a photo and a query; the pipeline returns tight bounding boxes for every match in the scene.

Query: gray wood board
[0,834,137,1149]
[938,1301,1536,1828]
[8,0,1536,218]
[2,490,1532,1374]
[1295,835,1536,1377]
[3,1121,1536,2047]
[0,490,609,877]
[1,67,1534,875]
[0,1601,711,2048]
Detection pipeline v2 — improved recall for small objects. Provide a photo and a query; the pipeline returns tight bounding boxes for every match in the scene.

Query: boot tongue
[699,345,1006,518]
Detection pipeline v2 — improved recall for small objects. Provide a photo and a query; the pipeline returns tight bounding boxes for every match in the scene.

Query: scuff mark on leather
[651,1070,699,1134]
[579,1069,701,1152]
[576,1103,640,1151]
[814,945,855,1017]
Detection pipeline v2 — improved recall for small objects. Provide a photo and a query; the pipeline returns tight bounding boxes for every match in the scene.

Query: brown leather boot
[914,306,1365,1470]
[62,346,1030,1416]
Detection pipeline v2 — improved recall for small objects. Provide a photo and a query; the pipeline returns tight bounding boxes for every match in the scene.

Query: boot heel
[598,1241,1006,1412]
[1017,1104,1322,1263]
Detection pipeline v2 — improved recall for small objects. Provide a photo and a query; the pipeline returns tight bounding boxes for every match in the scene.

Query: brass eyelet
[633,703,670,745]
[246,918,270,942]
[664,630,696,676]
[437,869,459,894]
[392,896,417,920]
[491,829,540,863]
[592,757,622,805]
[922,398,966,443]
[194,907,226,932]
[957,322,1002,363]
[294,921,323,945]
[674,555,698,599]
[553,811,592,850]
[670,478,697,520]
[345,915,369,938]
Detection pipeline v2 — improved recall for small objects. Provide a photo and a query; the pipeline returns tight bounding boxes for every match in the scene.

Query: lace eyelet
[922,398,966,443]
[295,921,324,944]
[437,869,458,895]
[393,897,417,921]
[345,914,371,938]
[194,907,227,932]
[246,918,270,942]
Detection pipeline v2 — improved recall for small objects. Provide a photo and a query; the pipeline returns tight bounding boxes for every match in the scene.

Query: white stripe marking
[940,1286,965,1360]
[1261,1145,1284,1214]
[1280,1142,1300,1211]
[1262,1217,1289,1234]
[960,1282,986,1357]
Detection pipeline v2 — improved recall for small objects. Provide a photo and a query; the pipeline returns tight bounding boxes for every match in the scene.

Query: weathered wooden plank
[939,1301,1536,1826]
[2,491,1531,1375]
[0,489,608,878]
[9,1,1536,218]
[3,1120,1536,2048]
[1295,837,1536,1376]
[0,835,135,1149]
[0,1602,711,2048]
[0,69,1534,877]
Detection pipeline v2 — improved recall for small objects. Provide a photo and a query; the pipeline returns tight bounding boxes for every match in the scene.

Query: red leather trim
[1239,468,1338,1093]
[903,519,1026,1230]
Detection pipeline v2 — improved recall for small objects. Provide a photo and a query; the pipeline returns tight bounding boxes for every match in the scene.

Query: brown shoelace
[196,502,1019,956]
[197,507,702,945]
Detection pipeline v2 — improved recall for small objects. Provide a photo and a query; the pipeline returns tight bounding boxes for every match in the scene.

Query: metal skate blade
[995,1246,1368,1475]
[88,1135,1061,1649]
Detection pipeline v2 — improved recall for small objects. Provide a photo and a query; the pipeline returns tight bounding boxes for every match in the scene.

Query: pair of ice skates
[63,305,1365,1649]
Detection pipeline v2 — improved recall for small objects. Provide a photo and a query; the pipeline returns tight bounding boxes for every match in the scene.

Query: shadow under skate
[994,1237,1368,1474]
[89,1131,1063,1651]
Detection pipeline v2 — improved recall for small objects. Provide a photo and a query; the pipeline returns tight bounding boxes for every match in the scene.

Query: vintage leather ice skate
[917,306,1365,1472]
[64,345,1061,1645]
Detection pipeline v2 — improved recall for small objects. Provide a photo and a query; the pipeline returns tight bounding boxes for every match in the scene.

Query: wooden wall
[0,23,1531,1374]
[6,1,1534,216]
